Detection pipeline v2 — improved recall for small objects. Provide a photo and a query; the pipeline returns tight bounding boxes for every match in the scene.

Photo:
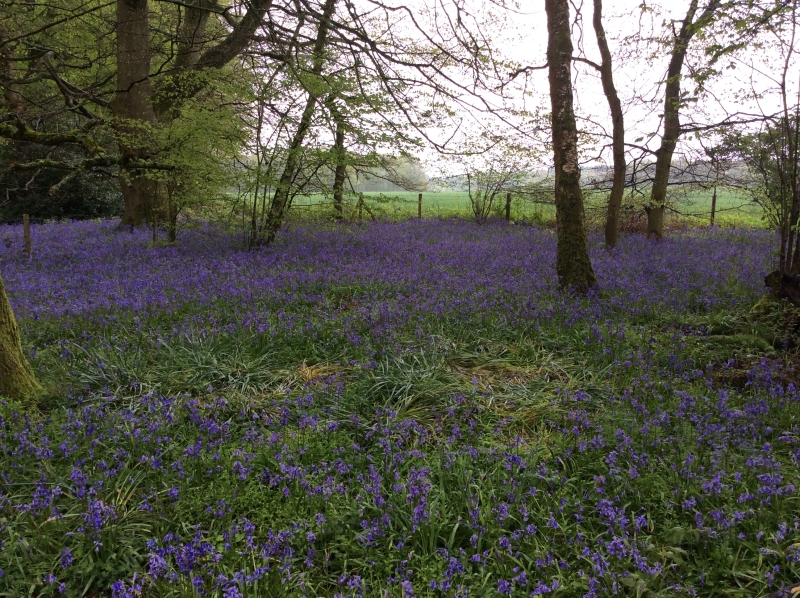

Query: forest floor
[1,219,798,597]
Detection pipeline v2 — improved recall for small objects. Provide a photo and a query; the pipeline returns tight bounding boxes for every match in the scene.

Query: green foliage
[153,86,248,220]
[722,125,797,232]
[0,166,122,224]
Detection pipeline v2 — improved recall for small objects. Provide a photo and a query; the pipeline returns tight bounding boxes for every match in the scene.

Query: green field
[287,187,765,228]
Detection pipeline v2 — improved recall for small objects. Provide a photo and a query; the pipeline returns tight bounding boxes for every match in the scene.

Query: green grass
[286,187,765,229]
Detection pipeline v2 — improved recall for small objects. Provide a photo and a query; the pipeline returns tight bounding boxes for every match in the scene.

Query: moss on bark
[0,273,41,402]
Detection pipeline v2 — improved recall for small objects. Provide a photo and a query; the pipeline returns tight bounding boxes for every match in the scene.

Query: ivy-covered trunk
[0,273,40,402]
[546,0,596,292]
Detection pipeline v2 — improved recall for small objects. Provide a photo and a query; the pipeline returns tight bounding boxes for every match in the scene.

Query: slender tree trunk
[0,273,40,402]
[258,0,337,246]
[332,119,346,220]
[592,0,625,249]
[505,191,512,222]
[710,184,717,226]
[111,0,159,227]
[647,0,720,239]
[546,0,596,292]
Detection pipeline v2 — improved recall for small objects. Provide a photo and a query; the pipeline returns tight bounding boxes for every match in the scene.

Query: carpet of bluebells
[1,219,799,597]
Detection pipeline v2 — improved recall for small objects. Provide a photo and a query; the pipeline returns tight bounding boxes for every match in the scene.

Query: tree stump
[765,271,800,306]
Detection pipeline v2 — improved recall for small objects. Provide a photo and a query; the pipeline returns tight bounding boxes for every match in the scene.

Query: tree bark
[546,0,597,292]
[174,0,213,71]
[710,184,717,226]
[592,0,625,249]
[0,24,25,117]
[152,0,274,119]
[646,0,720,239]
[0,273,41,403]
[332,119,346,220]
[111,0,159,227]
[258,0,338,246]
[111,0,274,228]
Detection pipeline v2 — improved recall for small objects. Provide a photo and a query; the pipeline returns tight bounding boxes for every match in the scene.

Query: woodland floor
[0,219,798,597]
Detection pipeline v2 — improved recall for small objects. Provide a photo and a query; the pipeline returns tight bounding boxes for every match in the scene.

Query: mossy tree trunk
[0,273,40,402]
[546,0,597,292]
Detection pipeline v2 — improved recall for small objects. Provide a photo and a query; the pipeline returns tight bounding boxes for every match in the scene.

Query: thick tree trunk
[258,0,337,246]
[112,0,159,227]
[0,24,25,117]
[167,187,178,242]
[113,0,273,228]
[647,0,720,239]
[592,0,625,249]
[119,178,157,227]
[0,273,41,402]
[546,0,596,292]
[332,120,346,220]
[174,0,212,70]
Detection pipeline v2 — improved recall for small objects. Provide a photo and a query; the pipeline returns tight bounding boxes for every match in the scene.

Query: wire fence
[286,188,766,229]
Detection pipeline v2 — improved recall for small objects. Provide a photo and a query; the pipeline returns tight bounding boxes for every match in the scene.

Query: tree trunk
[258,0,337,246]
[0,24,25,117]
[646,0,720,239]
[332,119,346,220]
[710,184,717,226]
[152,0,273,119]
[592,0,625,249]
[0,273,41,402]
[546,0,597,292]
[505,191,512,221]
[174,0,212,71]
[119,178,157,227]
[112,0,273,228]
[111,0,159,227]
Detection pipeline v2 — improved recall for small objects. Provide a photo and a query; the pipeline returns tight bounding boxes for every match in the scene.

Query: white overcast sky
[409,0,798,174]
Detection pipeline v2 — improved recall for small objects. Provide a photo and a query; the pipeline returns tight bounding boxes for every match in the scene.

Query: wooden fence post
[418,193,422,219]
[505,192,512,222]
[23,214,31,257]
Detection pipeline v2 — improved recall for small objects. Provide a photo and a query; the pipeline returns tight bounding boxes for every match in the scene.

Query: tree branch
[0,121,104,155]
